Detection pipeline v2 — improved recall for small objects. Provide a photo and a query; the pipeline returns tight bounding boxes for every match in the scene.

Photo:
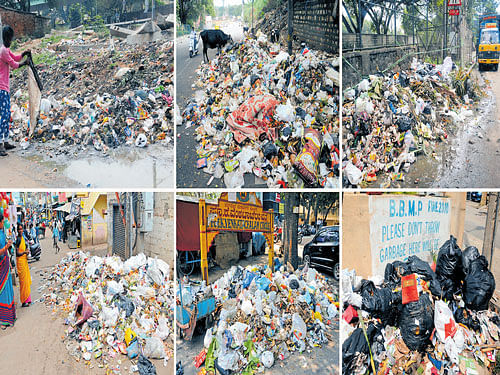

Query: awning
[54,202,71,213]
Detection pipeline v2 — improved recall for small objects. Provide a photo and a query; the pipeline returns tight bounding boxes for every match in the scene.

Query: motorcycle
[189,34,199,58]
[27,235,41,262]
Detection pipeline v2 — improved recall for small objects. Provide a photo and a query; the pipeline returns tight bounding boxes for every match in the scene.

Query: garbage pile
[10,32,174,155]
[181,35,339,188]
[178,261,339,373]
[41,252,174,374]
[343,58,483,187]
[342,236,499,375]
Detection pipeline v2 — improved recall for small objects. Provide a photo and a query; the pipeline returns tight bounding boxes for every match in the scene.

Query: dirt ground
[176,249,340,374]
[0,233,174,375]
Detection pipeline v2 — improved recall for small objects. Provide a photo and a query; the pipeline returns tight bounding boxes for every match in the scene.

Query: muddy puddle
[19,144,174,188]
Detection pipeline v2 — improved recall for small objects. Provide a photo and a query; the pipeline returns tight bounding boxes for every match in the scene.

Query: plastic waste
[143,337,165,359]
[261,351,274,368]
[137,354,157,375]
[463,255,495,310]
[75,292,93,325]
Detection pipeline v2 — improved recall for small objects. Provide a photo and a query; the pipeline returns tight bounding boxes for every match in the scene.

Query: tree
[177,0,215,26]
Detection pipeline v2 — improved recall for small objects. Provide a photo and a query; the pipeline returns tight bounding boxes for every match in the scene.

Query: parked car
[302,225,339,280]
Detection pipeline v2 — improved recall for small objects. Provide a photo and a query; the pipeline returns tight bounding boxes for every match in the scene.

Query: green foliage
[177,0,216,26]
[69,3,83,27]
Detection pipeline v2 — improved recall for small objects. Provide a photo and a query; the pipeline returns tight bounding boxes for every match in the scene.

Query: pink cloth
[0,46,22,93]
[226,94,279,143]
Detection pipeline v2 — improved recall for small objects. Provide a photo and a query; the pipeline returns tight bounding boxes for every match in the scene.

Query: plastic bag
[124,253,147,273]
[399,293,434,351]
[342,324,379,375]
[434,300,457,342]
[114,294,135,317]
[229,322,249,346]
[106,280,124,299]
[85,256,103,278]
[154,316,170,341]
[241,299,253,315]
[436,236,463,300]
[261,351,274,368]
[462,246,480,274]
[407,256,442,297]
[256,277,271,291]
[143,337,165,359]
[463,255,495,310]
[344,162,363,186]
[204,328,213,348]
[224,170,244,188]
[291,313,307,340]
[360,280,400,326]
[275,103,295,123]
[147,258,164,286]
[218,349,239,371]
[101,306,119,327]
[138,354,157,375]
[75,292,93,325]
[327,303,338,319]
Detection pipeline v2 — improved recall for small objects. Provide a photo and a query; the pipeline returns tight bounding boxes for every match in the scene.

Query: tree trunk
[314,195,319,231]
[285,193,299,269]
[323,201,335,224]
[306,197,311,225]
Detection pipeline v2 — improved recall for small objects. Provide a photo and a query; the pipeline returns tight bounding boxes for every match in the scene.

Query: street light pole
[288,0,292,54]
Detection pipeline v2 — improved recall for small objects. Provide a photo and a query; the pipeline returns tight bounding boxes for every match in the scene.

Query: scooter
[28,237,41,262]
[189,34,199,58]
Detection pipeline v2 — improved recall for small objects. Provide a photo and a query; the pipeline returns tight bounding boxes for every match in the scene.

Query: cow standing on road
[200,29,233,63]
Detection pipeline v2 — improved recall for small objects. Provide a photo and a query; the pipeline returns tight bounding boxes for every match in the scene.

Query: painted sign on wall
[369,195,451,275]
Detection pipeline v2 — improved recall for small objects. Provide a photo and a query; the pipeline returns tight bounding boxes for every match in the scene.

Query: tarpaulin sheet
[176,200,200,252]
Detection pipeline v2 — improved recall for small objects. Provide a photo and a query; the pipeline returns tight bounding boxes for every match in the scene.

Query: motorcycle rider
[190,27,198,53]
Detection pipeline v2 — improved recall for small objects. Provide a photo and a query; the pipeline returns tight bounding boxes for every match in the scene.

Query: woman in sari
[15,223,31,307]
[0,215,15,329]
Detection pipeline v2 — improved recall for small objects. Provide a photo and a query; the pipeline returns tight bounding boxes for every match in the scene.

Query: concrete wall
[343,193,467,278]
[0,6,49,38]
[214,232,239,269]
[106,192,174,267]
[343,45,417,88]
[137,192,174,265]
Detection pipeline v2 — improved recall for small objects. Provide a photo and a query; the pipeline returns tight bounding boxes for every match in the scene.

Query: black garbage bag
[396,116,412,132]
[407,256,442,297]
[454,307,480,331]
[360,280,400,326]
[138,354,157,375]
[342,324,380,375]
[435,236,464,300]
[399,293,434,351]
[114,295,135,318]
[462,246,480,275]
[463,255,495,311]
[384,261,411,285]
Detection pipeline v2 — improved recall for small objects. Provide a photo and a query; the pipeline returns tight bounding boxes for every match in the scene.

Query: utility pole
[443,0,447,61]
[483,192,499,271]
[287,0,292,54]
[251,0,254,34]
[125,193,133,259]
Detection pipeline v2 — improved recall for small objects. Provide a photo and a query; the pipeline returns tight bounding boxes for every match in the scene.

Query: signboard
[447,0,461,5]
[449,8,460,16]
[206,200,272,232]
[369,196,451,276]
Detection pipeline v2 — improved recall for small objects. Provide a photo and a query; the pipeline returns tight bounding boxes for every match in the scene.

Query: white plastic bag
[143,337,165,359]
[344,162,363,186]
[261,350,274,368]
[154,316,170,341]
[434,300,457,342]
[101,306,119,327]
[241,299,254,316]
[147,258,164,285]
[204,327,213,348]
[224,171,244,188]
[275,103,295,123]
[229,322,249,347]
[124,253,147,273]
[218,349,239,370]
[85,256,103,278]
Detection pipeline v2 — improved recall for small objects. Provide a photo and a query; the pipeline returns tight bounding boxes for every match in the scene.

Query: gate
[112,204,126,259]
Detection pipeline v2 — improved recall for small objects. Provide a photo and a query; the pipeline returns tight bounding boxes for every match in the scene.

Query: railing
[343,33,416,52]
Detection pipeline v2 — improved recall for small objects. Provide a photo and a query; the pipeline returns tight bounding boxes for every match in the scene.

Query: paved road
[176,247,339,374]
[176,23,267,188]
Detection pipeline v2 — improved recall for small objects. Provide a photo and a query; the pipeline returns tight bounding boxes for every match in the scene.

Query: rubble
[181,35,339,188]
[178,261,339,373]
[341,236,500,375]
[40,252,174,373]
[10,31,174,157]
[342,58,484,188]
